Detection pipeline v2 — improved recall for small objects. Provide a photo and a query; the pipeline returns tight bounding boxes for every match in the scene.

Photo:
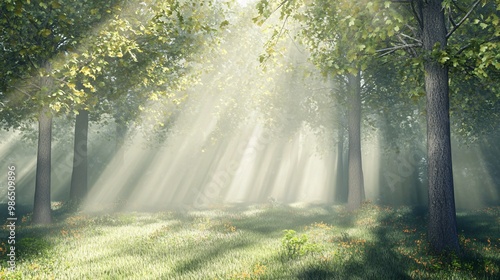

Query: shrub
[281,230,319,259]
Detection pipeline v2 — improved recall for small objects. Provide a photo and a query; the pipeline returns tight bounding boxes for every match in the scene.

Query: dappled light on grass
[0,203,498,279]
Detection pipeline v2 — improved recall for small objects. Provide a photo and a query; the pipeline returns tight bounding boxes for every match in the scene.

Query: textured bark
[70,109,89,202]
[33,107,53,224]
[346,72,365,210]
[421,0,460,253]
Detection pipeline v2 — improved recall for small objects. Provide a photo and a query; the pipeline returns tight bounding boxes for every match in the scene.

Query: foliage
[1,0,232,138]
[0,0,126,124]
[280,229,319,259]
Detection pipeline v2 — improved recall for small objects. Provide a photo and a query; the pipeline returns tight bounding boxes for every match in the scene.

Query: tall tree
[255,0,376,210]
[382,0,500,254]
[256,0,499,253]
[420,0,459,253]
[346,72,365,209]
[33,82,54,224]
[0,0,126,224]
[69,109,89,202]
[66,0,232,203]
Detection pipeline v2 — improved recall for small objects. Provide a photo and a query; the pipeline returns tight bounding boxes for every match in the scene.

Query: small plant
[281,229,319,259]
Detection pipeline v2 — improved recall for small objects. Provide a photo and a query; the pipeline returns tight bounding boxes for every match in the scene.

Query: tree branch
[456,36,500,56]
[400,32,422,43]
[376,43,421,57]
[397,34,419,57]
[12,86,34,98]
[446,0,481,39]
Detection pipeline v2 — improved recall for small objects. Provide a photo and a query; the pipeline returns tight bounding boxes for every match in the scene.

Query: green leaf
[39,29,52,37]
[220,20,229,28]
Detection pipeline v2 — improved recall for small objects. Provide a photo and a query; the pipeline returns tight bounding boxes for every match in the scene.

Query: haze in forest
[1,1,498,214]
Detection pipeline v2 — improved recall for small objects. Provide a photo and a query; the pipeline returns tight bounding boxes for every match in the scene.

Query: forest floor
[0,202,498,279]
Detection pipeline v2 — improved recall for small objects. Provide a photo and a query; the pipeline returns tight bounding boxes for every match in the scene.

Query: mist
[2,0,500,278]
[1,5,498,212]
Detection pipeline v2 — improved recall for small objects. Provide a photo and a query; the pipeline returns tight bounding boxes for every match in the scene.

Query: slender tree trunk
[335,117,347,203]
[33,107,53,224]
[115,120,127,167]
[421,0,459,253]
[346,72,365,210]
[70,109,89,202]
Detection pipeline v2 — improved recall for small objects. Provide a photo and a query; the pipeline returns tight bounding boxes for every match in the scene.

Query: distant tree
[254,0,399,210]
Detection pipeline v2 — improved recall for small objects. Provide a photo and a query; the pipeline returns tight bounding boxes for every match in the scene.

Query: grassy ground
[0,202,498,279]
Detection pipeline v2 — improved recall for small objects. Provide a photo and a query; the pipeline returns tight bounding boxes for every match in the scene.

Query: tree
[255,0,500,253]
[254,0,399,210]
[420,0,459,253]
[66,0,232,203]
[69,109,88,201]
[382,0,500,254]
[0,0,126,224]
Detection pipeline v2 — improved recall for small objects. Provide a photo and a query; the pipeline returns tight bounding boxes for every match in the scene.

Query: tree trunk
[421,0,460,253]
[70,109,89,202]
[33,107,53,224]
[346,72,365,210]
[115,120,127,168]
[335,117,347,203]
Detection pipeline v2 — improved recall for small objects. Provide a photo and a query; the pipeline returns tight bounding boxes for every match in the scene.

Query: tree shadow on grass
[297,207,420,280]
[299,225,412,279]
[171,240,252,276]
[228,204,355,237]
[0,203,146,266]
[0,203,55,264]
[457,207,500,242]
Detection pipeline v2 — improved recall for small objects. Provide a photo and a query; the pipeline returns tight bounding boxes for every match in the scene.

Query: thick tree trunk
[346,72,365,210]
[422,0,460,253]
[70,109,89,202]
[33,107,53,224]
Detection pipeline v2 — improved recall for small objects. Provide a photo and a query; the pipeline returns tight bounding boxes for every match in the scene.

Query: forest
[0,0,499,279]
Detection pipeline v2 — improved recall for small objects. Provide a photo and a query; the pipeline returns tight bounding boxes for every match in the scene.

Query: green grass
[0,202,498,279]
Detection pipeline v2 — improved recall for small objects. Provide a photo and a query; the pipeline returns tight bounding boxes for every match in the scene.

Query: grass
[0,202,498,279]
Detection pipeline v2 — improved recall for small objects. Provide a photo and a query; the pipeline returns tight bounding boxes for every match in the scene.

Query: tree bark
[33,107,53,224]
[346,71,365,210]
[70,109,89,202]
[421,0,460,253]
